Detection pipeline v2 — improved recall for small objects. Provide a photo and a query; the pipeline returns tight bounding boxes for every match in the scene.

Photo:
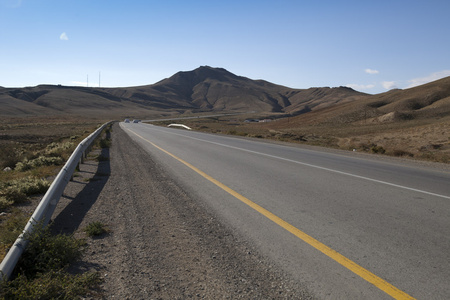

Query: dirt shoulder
[51,123,314,299]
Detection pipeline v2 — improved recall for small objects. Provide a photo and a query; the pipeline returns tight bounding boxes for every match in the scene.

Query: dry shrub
[391,149,414,157]
[45,142,74,159]
[15,156,64,172]
[0,177,50,208]
[0,143,24,169]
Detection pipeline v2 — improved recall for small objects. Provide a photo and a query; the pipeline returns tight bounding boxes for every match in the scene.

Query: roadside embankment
[51,123,313,299]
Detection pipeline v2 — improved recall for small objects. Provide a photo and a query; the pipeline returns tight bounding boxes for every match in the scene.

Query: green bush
[18,225,85,276]
[84,221,108,237]
[0,223,101,299]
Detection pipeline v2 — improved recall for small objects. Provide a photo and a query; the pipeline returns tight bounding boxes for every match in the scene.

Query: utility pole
[99,71,101,88]
[87,75,89,87]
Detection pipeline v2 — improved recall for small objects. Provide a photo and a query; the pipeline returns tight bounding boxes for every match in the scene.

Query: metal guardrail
[0,121,113,281]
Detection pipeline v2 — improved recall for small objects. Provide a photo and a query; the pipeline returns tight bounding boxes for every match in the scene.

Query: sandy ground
[50,123,314,299]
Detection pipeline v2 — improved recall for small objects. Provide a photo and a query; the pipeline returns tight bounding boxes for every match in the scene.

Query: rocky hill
[0,66,368,118]
[2,66,449,122]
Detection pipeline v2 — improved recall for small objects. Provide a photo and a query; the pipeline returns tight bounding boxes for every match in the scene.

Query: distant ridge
[1,66,449,122]
[280,76,450,126]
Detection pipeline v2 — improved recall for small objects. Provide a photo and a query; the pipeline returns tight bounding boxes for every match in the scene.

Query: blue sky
[1,0,449,94]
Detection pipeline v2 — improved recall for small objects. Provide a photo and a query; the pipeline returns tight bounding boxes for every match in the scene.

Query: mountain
[1,66,449,123]
[0,66,368,118]
[284,76,450,126]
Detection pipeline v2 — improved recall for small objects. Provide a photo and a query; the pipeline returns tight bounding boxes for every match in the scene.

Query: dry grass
[153,113,450,164]
[0,117,100,170]
[0,117,103,261]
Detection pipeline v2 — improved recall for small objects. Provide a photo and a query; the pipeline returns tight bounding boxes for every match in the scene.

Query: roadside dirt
[51,123,314,299]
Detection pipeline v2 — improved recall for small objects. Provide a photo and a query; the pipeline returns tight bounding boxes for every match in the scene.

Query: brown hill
[2,66,449,125]
[275,76,450,127]
[0,66,367,118]
[0,85,155,118]
[262,76,450,162]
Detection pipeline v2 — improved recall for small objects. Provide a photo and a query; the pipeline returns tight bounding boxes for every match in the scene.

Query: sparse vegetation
[19,224,85,275]
[391,149,414,157]
[0,119,107,298]
[0,270,101,299]
[15,156,64,172]
[0,223,101,299]
[370,145,386,154]
[45,141,75,159]
[0,177,50,209]
[0,144,24,170]
[84,221,108,237]
[0,209,28,259]
[160,112,449,163]
[99,138,111,149]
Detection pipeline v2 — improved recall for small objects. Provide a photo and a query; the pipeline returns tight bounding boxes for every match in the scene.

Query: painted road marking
[125,127,416,300]
[146,125,450,200]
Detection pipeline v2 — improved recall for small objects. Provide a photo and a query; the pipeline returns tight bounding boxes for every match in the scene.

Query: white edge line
[128,124,450,200]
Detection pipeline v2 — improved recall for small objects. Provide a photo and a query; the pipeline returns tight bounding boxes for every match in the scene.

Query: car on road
[124,119,130,123]
[132,119,141,123]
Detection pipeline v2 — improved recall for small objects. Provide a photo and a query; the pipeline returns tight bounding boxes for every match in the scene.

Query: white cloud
[60,32,68,41]
[346,83,375,90]
[406,70,450,88]
[365,68,379,75]
[382,81,397,90]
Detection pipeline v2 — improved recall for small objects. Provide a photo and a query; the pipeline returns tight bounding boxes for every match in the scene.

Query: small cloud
[406,70,450,88]
[365,68,379,75]
[382,81,397,90]
[1,0,22,8]
[60,32,68,41]
[346,83,375,90]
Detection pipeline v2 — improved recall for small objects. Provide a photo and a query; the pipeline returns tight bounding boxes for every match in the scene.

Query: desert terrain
[1,66,449,298]
[2,66,449,164]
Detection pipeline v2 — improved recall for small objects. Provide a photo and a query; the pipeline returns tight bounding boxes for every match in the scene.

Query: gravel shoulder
[51,123,314,299]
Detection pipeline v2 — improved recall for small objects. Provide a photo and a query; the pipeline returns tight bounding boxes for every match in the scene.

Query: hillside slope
[279,76,450,126]
[2,67,449,122]
[0,66,367,117]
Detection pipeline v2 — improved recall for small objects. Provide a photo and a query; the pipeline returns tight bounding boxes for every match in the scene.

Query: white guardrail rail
[0,121,113,281]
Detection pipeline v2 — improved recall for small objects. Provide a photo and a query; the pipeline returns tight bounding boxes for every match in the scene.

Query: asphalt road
[121,122,450,299]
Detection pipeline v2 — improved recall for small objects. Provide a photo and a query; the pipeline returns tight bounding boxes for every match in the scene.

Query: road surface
[121,122,450,299]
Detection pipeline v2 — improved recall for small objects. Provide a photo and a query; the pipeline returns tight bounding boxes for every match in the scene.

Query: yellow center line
[127,128,415,300]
